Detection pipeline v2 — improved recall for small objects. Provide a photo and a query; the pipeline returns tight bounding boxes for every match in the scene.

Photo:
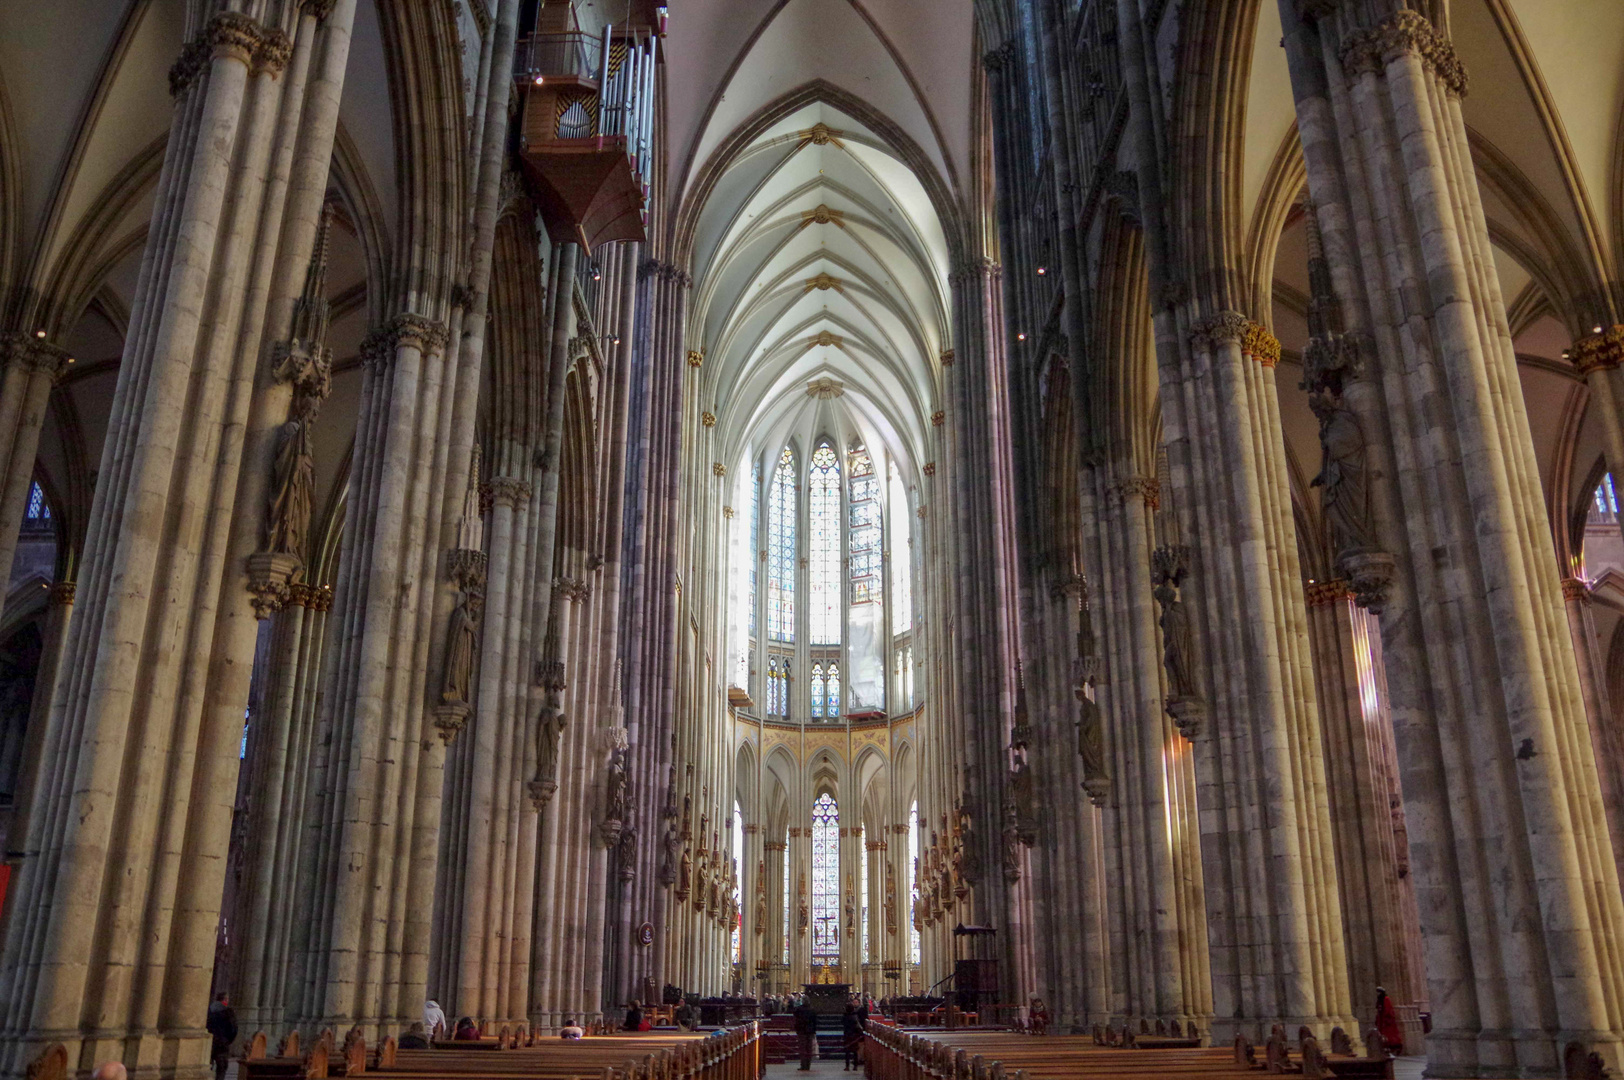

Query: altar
[803,982,852,1017]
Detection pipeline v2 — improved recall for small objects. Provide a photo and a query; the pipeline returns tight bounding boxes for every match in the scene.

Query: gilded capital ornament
[1573,325,1624,377]
[1304,579,1353,607]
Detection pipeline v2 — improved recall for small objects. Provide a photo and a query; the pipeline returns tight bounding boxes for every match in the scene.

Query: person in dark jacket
[624,1001,644,1031]
[398,1022,431,1050]
[206,992,237,1080]
[841,1004,865,1070]
[794,1001,820,1071]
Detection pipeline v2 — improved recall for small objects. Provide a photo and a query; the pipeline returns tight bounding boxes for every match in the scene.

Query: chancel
[0,2,1622,1080]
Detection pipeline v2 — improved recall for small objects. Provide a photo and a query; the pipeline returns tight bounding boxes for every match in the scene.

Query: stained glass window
[1595,474,1620,523]
[769,447,796,642]
[750,459,761,637]
[811,792,840,963]
[827,663,840,717]
[810,663,825,719]
[908,802,921,965]
[782,829,791,965]
[809,443,841,644]
[732,802,744,965]
[889,461,911,634]
[25,481,49,522]
[768,656,788,717]
[848,448,881,606]
[860,824,870,963]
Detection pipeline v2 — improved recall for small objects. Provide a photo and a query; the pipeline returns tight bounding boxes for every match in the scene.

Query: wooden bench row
[237,1022,765,1080]
[862,1023,1397,1080]
[1235,1026,1392,1080]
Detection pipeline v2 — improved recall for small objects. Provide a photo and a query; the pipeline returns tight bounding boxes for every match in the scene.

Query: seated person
[624,1001,644,1032]
[559,1017,584,1040]
[675,1001,696,1030]
[398,1022,431,1050]
[453,1017,480,1040]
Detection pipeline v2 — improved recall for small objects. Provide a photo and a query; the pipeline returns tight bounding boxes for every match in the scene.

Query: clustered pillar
[1282,2,1624,1071]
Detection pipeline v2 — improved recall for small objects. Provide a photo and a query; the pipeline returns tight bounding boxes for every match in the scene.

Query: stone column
[232,582,333,1034]
[1304,581,1423,1045]
[1082,468,1211,1032]
[1282,4,1624,1071]
[0,338,67,613]
[0,582,74,869]
[1151,311,1356,1044]
[0,5,357,1076]
[1561,578,1624,892]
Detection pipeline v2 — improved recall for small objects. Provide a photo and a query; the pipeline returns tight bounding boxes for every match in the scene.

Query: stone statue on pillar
[1152,545,1206,739]
[1001,802,1022,884]
[658,822,679,886]
[1300,199,1394,611]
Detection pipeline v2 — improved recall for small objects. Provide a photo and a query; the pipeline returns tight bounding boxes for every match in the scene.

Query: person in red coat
[1375,988,1404,1053]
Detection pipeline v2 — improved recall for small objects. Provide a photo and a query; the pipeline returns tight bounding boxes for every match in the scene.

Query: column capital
[1110,476,1160,510]
[361,314,451,372]
[487,476,532,508]
[1,333,71,383]
[1339,10,1468,97]
[1573,325,1624,377]
[1561,577,1593,604]
[1242,321,1281,367]
[48,581,76,607]
[1304,579,1353,607]
[1190,310,1250,348]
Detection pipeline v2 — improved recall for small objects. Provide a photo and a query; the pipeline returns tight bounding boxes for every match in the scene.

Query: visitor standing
[206,992,237,1080]
[794,1000,820,1071]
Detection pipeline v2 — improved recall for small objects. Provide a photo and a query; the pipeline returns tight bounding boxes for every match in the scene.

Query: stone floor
[766,1056,855,1080]
[1392,1057,1426,1080]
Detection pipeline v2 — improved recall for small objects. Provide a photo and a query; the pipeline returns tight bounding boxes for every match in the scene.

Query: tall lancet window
[810,664,826,719]
[767,656,788,717]
[782,828,792,965]
[809,443,842,645]
[908,801,921,965]
[889,461,911,635]
[768,447,797,642]
[848,448,881,604]
[811,792,840,965]
[844,444,883,713]
[860,823,870,963]
[732,802,744,965]
[750,459,761,637]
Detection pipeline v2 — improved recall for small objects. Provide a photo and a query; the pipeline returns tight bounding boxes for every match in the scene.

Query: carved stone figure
[440,589,480,704]
[618,825,637,882]
[678,849,692,899]
[1009,758,1036,846]
[1077,692,1110,804]
[536,701,565,785]
[681,793,693,841]
[885,868,897,934]
[755,859,767,931]
[1001,803,1022,884]
[798,871,809,931]
[606,749,628,823]
[265,409,317,557]
[1310,391,1378,555]
[658,823,679,886]
[1152,547,1197,699]
[844,872,855,935]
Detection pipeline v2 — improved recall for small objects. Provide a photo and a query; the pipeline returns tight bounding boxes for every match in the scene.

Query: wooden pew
[370,1020,764,1080]
[243,1030,326,1080]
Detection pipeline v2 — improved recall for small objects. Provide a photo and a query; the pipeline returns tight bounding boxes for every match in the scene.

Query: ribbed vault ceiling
[692,100,951,482]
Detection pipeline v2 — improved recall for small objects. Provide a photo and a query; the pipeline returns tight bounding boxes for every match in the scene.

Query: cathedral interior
[1,0,1624,1078]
